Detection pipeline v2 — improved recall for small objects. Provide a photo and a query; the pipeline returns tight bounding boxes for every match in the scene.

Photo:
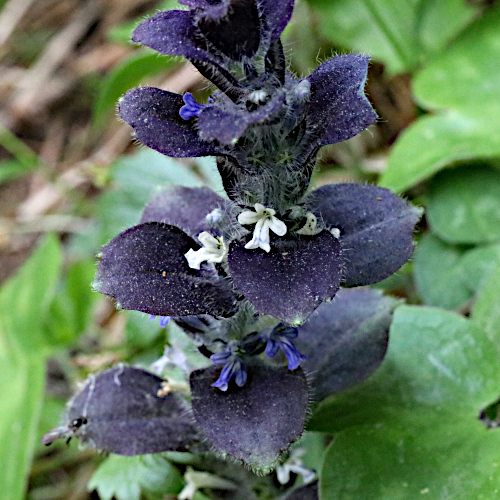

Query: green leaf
[413,6,500,112]
[306,0,420,74]
[416,0,479,54]
[0,354,45,500]
[380,6,500,191]
[93,50,176,129]
[426,165,500,244]
[309,305,500,432]
[305,0,479,75]
[472,264,500,345]
[379,112,500,192]
[0,235,62,500]
[0,235,62,354]
[321,412,500,499]
[459,243,500,295]
[88,454,183,500]
[309,306,500,498]
[96,149,207,244]
[413,233,471,310]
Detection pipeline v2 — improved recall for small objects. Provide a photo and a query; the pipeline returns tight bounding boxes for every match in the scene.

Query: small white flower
[178,467,237,500]
[276,448,316,485]
[330,227,341,239]
[185,231,227,269]
[296,212,322,235]
[238,203,287,252]
[205,208,223,224]
[294,79,311,100]
[248,89,268,103]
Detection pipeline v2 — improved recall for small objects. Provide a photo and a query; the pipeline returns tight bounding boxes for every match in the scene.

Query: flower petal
[296,288,398,403]
[306,54,377,146]
[141,186,228,239]
[119,87,224,157]
[190,361,309,472]
[228,231,343,324]
[42,366,200,455]
[93,222,237,317]
[307,183,422,286]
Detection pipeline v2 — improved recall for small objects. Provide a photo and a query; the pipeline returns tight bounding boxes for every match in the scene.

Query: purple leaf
[119,87,224,158]
[141,186,229,238]
[297,288,398,402]
[228,231,342,324]
[190,361,309,471]
[41,366,200,455]
[308,183,422,286]
[132,11,218,66]
[93,222,237,317]
[306,54,377,146]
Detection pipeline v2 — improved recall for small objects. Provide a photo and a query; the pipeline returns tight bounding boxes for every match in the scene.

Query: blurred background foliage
[1,0,500,499]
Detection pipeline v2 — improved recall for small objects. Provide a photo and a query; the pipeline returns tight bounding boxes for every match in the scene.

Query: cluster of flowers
[43,0,420,479]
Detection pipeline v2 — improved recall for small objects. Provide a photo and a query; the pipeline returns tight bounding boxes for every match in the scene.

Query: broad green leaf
[306,0,479,75]
[321,411,500,499]
[312,306,500,498]
[380,7,500,191]
[472,264,500,345]
[413,6,500,112]
[93,50,176,129]
[459,243,500,295]
[96,149,206,243]
[0,235,62,500]
[309,305,500,432]
[416,0,479,54]
[379,112,500,192]
[426,165,500,244]
[413,233,471,310]
[0,354,45,500]
[307,0,419,74]
[88,454,183,500]
[0,234,62,354]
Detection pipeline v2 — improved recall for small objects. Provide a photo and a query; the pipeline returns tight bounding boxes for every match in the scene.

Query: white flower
[178,467,237,500]
[276,448,316,485]
[185,231,227,269]
[238,203,287,252]
[296,212,322,235]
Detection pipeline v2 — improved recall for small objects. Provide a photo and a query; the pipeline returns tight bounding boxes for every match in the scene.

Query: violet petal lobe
[119,87,223,157]
[306,54,377,147]
[42,366,200,455]
[93,222,237,317]
[296,288,399,403]
[141,186,228,238]
[190,361,309,472]
[307,183,422,286]
[228,231,342,325]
